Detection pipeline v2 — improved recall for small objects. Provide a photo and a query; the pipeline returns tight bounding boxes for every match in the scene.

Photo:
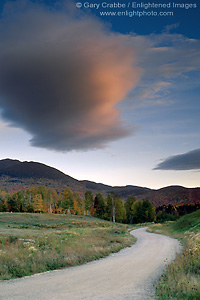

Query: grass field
[149,210,200,300]
[0,213,135,280]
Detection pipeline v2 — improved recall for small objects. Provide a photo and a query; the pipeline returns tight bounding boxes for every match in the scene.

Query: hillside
[0,159,153,198]
[0,158,199,206]
[0,158,85,193]
[80,180,153,197]
[150,210,200,300]
[138,185,200,206]
[0,159,75,181]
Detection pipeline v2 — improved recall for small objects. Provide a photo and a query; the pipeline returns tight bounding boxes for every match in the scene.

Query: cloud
[0,1,200,152]
[163,23,180,33]
[130,33,200,78]
[154,149,200,170]
[126,33,200,107]
[0,0,140,151]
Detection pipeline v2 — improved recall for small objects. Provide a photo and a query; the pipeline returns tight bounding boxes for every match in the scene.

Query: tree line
[0,185,199,224]
[0,186,156,223]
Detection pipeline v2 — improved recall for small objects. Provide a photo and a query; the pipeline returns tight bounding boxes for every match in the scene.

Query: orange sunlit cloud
[0,2,141,151]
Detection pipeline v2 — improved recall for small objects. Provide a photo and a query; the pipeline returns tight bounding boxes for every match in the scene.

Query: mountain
[80,180,113,192]
[0,158,199,206]
[0,158,84,193]
[80,180,153,198]
[137,185,200,206]
[0,158,73,181]
[0,159,152,196]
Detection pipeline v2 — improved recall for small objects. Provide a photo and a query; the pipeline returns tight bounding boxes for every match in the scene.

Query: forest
[0,185,199,224]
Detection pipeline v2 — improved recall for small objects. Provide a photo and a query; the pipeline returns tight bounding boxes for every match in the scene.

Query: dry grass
[0,213,135,280]
[150,210,200,300]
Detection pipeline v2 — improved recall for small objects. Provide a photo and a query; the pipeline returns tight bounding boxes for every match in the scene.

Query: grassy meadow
[149,209,200,300]
[0,212,135,280]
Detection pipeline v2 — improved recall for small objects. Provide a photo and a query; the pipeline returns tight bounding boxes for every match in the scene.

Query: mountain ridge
[0,158,199,206]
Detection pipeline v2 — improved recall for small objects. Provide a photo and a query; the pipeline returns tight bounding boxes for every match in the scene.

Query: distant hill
[0,159,74,181]
[111,185,154,198]
[138,185,200,206]
[0,158,199,206]
[80,180,113,192]
[80,180,153,198]
[0,158,84,193]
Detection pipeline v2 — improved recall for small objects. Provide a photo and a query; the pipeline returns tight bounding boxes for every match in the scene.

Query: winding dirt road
[0,227,181,300]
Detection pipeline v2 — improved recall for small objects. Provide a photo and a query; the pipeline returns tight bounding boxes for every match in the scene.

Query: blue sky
[0,0,199,189]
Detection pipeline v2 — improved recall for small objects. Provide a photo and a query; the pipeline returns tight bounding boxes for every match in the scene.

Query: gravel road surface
[0,227,181,300]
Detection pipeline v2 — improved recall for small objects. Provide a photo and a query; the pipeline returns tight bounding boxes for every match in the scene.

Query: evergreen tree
[94,193,106,219]
[0,191,7,212]
[125,196,136,223]
[131,200,155,223]
[142,200,156,222]
[105,194,112,221]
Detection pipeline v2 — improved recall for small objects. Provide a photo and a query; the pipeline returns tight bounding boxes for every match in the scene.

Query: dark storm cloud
[0,1,140,151]
[154,149,200,170]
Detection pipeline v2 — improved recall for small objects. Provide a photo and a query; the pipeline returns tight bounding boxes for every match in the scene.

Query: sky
[0,0,199,189]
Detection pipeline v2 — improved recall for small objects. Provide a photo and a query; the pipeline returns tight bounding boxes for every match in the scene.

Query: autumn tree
[73,192,84,215]
[47,188,58,204]
[32,194,45,213]
[62,188,74,214]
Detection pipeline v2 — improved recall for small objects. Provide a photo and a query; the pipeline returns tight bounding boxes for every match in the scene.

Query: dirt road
[0,227,181,300]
